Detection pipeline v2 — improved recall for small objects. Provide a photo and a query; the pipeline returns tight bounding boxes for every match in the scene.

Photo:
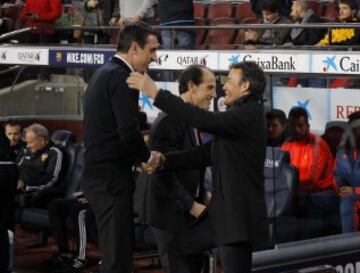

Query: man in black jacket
[128,61,269,273]
[0,124,17,273]
[145,65,216,273]
[289,0,324,45]
[17,123,63,208]
[82,22,159,273]
[4,119,26,165]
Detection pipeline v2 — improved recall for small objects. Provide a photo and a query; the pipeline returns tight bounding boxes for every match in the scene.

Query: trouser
[0,164,18,273]
[49,198,96,259]
[168,214,253,273]
[340,195,360,233]
[82,175,134,273]
[151,228,174,273]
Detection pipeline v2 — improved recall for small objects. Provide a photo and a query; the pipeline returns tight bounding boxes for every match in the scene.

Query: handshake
[137,151,166,174]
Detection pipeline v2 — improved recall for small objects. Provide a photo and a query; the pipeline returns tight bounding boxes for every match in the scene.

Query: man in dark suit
[128,61,269,273]
[82,22,159,273]
[145,65,216,273]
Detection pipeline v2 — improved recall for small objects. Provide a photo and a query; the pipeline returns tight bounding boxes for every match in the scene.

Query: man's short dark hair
[261,0,279,13]
[266,109,287,125]
[288,107,309,122]
[3,119,21,128]
[339,0,358,11]
[116,22,158,53]
[230,61,266,97]
[178,65,208,95]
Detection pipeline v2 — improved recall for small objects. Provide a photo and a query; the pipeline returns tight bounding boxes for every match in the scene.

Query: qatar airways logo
[176,55,208,67]
[17,51,42,63]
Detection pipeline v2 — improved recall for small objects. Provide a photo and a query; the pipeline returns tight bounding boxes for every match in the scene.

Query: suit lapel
[186,126,197,148]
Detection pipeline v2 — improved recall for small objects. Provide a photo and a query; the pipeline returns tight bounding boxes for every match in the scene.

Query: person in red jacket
[281,107,340,237]
[19,0,62,42]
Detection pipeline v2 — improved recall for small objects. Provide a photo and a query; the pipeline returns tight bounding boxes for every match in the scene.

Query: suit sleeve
[37,0,62,21]
[165,141,212,171]
[151,117,195,213]
[154,90,255,138]
[110,70,150,162]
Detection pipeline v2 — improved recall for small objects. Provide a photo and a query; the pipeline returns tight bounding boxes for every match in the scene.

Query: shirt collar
[114,54,134,72]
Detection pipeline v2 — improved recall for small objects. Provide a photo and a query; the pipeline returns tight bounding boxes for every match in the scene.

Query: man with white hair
[17,123,63,208]
[289,0,324,45]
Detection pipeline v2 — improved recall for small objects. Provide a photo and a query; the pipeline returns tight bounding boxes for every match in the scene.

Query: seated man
[244,0,291,46]
[4,119,26,165]
[281,107,339,236]
[266,109,287,147]
[334,111,360,233]
[17,123,63,208]
[289,0,324,46]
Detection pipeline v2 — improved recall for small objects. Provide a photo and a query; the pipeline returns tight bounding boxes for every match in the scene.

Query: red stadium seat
[210,17,236,25]
[307,1,324,17]
[206,44,237,50]
[194,3,207,18]
[233,29,246,44]
[207,3,234,20]
[194,17,207,46]
[235,2,257,22]
[240,17,260,24]
[204,27,236,45]
[323,2,339,20]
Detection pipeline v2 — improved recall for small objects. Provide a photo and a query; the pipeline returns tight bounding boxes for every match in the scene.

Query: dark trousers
[48,198,94,258]
[82,175,134,273]
[0,164,17,273]
[168,215,253,273]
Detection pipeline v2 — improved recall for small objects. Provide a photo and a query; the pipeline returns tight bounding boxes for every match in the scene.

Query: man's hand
[27,13,39,21]
[190,202,206,218]
[127,72,159,99]
[138,151,165,174]
[203,191,212,206]
[245,30,259,42]
[17,179,25,191]
[78,197,88,204]
[339,186,353,198]
[131,15,141,23]
[109,17,118,26]
[117,17,127,26]
[87,0,99,8]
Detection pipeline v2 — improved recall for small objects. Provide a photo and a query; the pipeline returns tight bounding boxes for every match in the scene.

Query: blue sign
[49,49,115,67]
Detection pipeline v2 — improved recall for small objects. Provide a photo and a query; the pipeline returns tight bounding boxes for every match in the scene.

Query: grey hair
[294,0,309,11]
[25,123,49,141]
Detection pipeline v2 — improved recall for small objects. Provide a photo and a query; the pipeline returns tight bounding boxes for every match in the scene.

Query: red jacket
[19,0,62,34]
[281,132,336,193]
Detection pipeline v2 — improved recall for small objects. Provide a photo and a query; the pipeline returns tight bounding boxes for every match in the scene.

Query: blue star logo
[140,93,153,110]
[296,99,312,120]
[229,54,240,64]
[323,56,337,72]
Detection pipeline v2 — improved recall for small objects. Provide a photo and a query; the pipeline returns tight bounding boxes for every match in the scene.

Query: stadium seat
[195,17,207,46]
[323,2,338,20]
[194,2,207,18]
[264,147,299,244]
[207,3,234,21]
[307,1,324,17]
[322,121,347,158]
[51,129,76,148]
[235,2,257,22]
[204,17,237,46]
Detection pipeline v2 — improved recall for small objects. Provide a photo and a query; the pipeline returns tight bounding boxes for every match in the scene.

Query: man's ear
[187,80,195,93]
[242,80,250,92]
[129,41,138,54]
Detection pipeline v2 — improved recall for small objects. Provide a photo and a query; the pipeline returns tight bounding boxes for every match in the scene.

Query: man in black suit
[145,65,216,273]
[82,22,159,273]
[128,61,269,273]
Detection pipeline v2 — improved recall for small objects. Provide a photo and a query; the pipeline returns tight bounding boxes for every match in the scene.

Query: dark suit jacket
[83,56,150,191]
[291,13,324,45]
[142,112,203,233]
[154,91,269,249]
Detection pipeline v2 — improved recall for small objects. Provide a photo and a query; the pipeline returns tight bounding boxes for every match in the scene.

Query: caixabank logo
[227,54,296,71]
[322,55,360,73]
